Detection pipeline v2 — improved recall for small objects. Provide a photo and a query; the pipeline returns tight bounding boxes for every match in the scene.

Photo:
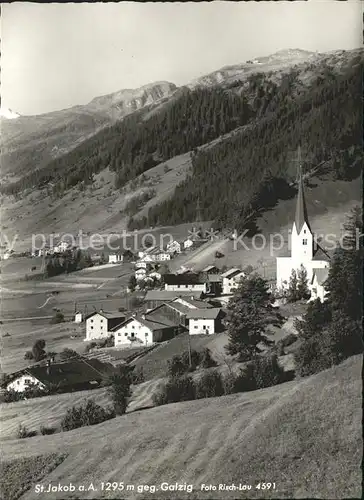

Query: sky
[1,0,362,116]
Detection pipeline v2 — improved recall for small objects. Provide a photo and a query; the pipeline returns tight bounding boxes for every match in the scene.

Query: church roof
[312,246,331,262]
[294,168,311,234]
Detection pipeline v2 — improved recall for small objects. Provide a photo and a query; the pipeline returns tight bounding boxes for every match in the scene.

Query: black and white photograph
[0,1,362,499]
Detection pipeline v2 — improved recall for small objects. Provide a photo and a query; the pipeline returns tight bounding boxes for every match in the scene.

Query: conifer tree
[297,264,310,300]
[287,269,299,302]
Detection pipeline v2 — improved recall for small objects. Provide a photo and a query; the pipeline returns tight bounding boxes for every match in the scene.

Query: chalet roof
[173,297,213,309]
[164,301,191,314]
[164,273,205,285]
[85,311,126,321]
[202,265,219,273]
[294,167,311,234]
[311,268,329,286]
[186,308,222,320]
[221,268,242,278]
[144,290,203,301]
[112,312,176,332]
[9,358,111,388]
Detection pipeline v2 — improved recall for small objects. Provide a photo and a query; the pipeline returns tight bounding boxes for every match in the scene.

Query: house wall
[156,304,187,326]
[7,374,45,393]
[189,318,215,335]
[114,319,154,348]
[74,313,83,323]
[109,254,123,263]
[86,314,111,341]
[291,222,314,263]
[165,283,207,293]
[222,276,243,295]
[277,256,329,291]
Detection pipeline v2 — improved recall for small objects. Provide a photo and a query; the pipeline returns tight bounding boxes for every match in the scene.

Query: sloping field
[132,333,228,381]
[1,355,361,499]
[0,378,164,441]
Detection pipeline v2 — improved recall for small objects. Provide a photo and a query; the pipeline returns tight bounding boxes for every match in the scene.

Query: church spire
[294,146,310,233]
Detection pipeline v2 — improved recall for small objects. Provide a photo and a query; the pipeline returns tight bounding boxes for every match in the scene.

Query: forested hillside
[1,50,362,233]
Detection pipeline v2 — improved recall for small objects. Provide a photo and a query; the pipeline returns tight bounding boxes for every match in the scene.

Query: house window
[303,230,306,234]
[302,239,307,245]
[131,332,135,338]
[145,332,148,336]
[194,325,198,329]
[90,319,93,323]
[17,380,20,385]
[91,326,93,329]
[125,333,128,337]
[24,378,31,384]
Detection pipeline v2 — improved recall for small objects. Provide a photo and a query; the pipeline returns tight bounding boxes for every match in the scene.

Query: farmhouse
[109,252,123,264]
[112,309,179,348]
[276,167,330,297]
[164,273,207,293]
[144,290,204,310]
[221,268,246,294]
[6,359,109,393]
[85,311,126,341]
[186,308,224,335]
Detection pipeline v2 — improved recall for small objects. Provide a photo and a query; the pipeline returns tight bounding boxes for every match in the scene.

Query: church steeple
[294,147,311,234]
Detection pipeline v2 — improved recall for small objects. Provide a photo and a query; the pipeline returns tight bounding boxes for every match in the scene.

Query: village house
[144,290,204,310]
[74,311,83,323]
[205,274,223,296]
[221,268,246,294]
[276,166,330,298]
[166,240,182,254]
[112,309,179,348]
[53,241,70,253]
[108,252,123,264]
[186,308,224,335]
[85,310,126,341]
[164,273,207,293]
[6,358,110,393]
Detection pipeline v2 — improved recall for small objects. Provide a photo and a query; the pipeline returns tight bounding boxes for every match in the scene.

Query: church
[276,168,330,302]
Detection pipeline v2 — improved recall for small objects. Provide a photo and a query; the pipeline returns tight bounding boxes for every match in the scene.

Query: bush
[61,400,115,431]
[153,375,196,406]
[195,370,224,399]
[50,312,64,324]
[40,425,57,435]
[59,348,79,361]
[249,354,285,389]
[108,366,133,415]
[131,367,145,385]
[84,342,97,353]
[200,348,217,368]
[16,424,37,439]
[24,351,34,360]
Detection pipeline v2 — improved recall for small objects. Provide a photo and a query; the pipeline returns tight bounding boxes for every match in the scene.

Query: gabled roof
[311,268,329,286]
[8,359,110,388]
[202,265,219,273]
[174,297,213,309]
[163,301,191,314]
[221,268,242,278]
[85,311,125,321]
[294,166,311,234]
[144,290,203,301]
[112,311,177,332]
[313,246,331,262]
[186,308,222,320]
[164,273,204,285]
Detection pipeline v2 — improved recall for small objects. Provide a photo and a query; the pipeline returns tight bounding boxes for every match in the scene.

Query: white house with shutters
[221,268,246,295]
[186,308,223,335]
[85,311,125,341]
[276,167,330,298]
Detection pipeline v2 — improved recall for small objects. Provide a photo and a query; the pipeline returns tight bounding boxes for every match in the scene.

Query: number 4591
[256,483,276,490]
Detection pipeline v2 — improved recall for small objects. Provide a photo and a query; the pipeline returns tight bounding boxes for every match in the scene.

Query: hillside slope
[2,355,362,499]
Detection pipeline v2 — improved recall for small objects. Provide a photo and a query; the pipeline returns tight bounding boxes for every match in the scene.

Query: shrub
[153,375,196,406]
[222,372,238,395]
[108,366,133,415]
[195,370,224,399]
[17,424,37,439]
[84,342,97,353]
[249,354,285,389]
[200,348,217,368]
[24,351,34,360]
[132,367,145,385]
[31,339,47,362]
[50,312,64,324]
[61,400,115,431]
[40,425,57,435]
[59,348,79,361]
[167,355,187,378]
